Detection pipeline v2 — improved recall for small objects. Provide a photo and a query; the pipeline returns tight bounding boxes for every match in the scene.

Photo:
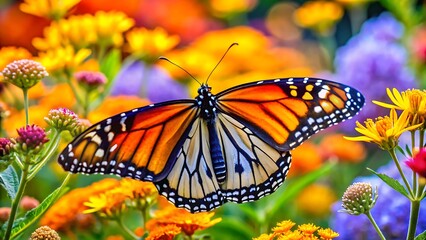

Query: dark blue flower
[111,61,189,103]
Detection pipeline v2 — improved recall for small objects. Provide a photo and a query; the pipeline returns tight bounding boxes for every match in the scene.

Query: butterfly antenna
[159,56,202,86]
[206,42,239,84]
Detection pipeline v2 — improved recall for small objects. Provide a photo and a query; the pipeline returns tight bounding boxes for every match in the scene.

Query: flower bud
[71,119,91,137]
[30,226,60,240]
[0,138,14,172]
[1,59,48,89]
[20,196,40,211]
[75,71,106,92]
[45,108,79,132]
[14,124,49,156]
[340,182,378,215]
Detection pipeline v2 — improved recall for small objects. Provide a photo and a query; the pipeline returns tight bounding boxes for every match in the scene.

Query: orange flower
[319,134,366,163]
[39,83,76,109]
[41,178,120,231]
[0,46,33,70]
[298,223,319,236]
[288,141,323,176]
[147,207,221,237]
[88,95,149,123]
[296,184,336,217]
[209,0,257,16]
[294,1,343,35]
[272,220,296,235]
[83,190,128,217]
[118,179,157,202]
[146,224,181,240]
[317,228,339,240]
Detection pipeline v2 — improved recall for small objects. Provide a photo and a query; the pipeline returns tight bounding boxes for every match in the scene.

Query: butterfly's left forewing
[59,100,199,182]
[216,78,365,151]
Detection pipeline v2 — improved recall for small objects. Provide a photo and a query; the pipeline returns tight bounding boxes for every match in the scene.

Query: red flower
[405,148,426,178]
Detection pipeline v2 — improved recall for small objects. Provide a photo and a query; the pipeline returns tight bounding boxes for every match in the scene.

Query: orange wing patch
[60,101,198,181]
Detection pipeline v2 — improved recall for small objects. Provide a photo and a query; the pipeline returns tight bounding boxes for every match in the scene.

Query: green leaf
[1,186,69,239]
[265,162,336,217]
[100,48,122,89]
[202,218,254,240]
[415,230,426,240]
[367,168,409,198]
[0,165,19,200]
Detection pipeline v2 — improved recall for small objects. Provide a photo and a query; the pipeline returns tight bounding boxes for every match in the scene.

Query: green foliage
[0,185,68,239]
[367,168,410,199]
[415,230,426,240]
[0,166,19,200]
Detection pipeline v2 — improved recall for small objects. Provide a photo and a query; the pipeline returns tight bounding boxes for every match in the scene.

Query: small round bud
[75,71,106,92]
[0,138,14,172]
[20,196,40,211]
[0,207,11,222]
[45,108,79,132]
[30,226,60,240]
[14,124,49,156]
[340,182,378,215]
[1,59,48,89]
[71,119,92,137]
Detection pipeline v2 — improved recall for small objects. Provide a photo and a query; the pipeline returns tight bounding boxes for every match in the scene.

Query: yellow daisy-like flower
[345,109,422,150]
[83,189,128,217]
[277,230,303,240]
[298,223,319,236]
[20,0,80,20]
[33,11,134,51]
[147,207,221,237]
[317,228,339,240]
[293,1,343,35]
[36,45,91,74]
[95,11,135,48]
[253,233,274,240]
[373,88,426,128]
[272,220,296,235]
[125,27,180,62]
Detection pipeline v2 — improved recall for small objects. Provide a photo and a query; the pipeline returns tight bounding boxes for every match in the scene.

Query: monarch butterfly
[59,73,364,212]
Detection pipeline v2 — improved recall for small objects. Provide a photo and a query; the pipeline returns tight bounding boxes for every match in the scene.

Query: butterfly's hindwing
[156,113,292,212]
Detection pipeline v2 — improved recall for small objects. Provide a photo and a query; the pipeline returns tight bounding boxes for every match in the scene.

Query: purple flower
[15,124,49,154]
[333,13,416,125]
[331,162,426,239]
[75,71,107,90]
[111,61,188,103]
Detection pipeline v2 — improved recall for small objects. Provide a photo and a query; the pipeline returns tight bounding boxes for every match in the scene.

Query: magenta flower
[15,124,49,154]
[405,148,426,178]
[74,71,107,90]
[0,138,12,157]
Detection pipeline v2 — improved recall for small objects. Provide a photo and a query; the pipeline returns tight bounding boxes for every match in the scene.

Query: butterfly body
[59,77,364,213]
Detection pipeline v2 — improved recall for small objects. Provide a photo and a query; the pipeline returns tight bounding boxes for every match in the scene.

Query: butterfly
[59,77,364,213]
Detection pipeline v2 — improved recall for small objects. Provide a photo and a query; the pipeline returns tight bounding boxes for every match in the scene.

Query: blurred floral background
[0,0,425,239]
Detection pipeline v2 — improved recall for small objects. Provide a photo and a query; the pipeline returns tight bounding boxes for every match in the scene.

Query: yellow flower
[296,184,336,217]
[83,190,128,217]
[210,0,257,16]
[293,1,343,35]
[20,0,80,20]
[0,47,33,70]
[298,223,319,236]
[40,178,120,231]
[373,88,426,127]
[317,228,339,240]
[146,224,181,240]
[36,45,91,74]
[345,109,422,150]
[125,27,180,62]
[33,11,134,51]
[277,230,303,240]
[94,11,135,47]
[253,233,274,240]
[272,220,296,235]
[147,206,221,237]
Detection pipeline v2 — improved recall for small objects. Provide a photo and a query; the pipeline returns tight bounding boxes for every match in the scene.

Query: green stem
[63,70,84,111]
[406,200,420,240]
[83,91,90,119]
[388,149,414,198]
[3,161,30,240]
[365,211,386,240]
[411,131,419,197]
[27,130,61,180]
[116,216,139,240]
[23,88,29,125]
